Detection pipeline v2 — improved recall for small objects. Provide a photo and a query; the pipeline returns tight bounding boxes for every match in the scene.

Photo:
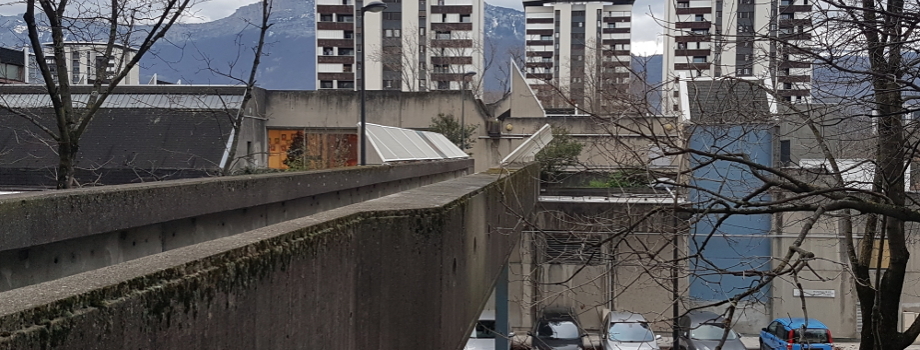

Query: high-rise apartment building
[523,0,634,110]
[662,0,813,113]
[315,0,484,92]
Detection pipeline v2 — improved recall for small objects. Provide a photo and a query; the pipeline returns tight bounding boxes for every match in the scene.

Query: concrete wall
[0,160,471,292]
[0,164,539,350]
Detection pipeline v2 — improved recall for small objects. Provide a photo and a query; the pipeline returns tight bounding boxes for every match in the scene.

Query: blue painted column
[495,264,510,350]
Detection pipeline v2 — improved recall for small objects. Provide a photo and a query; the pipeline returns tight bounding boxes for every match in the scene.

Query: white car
[465,310,499,350]
[603,312,661,350]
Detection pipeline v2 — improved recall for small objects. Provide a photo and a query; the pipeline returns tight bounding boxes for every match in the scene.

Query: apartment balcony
[675,35,712,42]
[526,51,553,57]
[602,49,631,56]
[526,18,554,24]
[780,5,812,12]
[430,73,474,81]
[602,17,631,23]
[527,29,554,35]
[430,39,473,48]
[776,75,811,83]
[430,22,473,31]
[430,5,473,13]
[525,62,553,68]
[525,73,554,80]
[431,56,473,64]
[317,22,354,30]
[318,56,355,64]
[318,39,355,48]
[676,21,711,29]
[675,7,712,14]
[779,60,811,69]
[318,72,355,81]
[602,28,630,34]
[602,38,630,45]
[673,62,711,70]
[779,18,812,27]
[778,88,811,97]
[316,5,354,14]
[674,49,711,56]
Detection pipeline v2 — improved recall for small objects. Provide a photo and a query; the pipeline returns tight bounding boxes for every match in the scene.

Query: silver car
[603,312,661,350]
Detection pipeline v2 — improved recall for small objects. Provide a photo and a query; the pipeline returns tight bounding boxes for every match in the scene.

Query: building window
[385,29,393,37]
[692,28,709,35]
[338,80,355,89]
[739,11,753,18]
[323,47,334,55]
[337,14,353,22]
[460,14,471,22]
[383,12,401,20]
[436,31,451,40]
[783,82,792,89]
[339,48,354,56]
[344,64,353,72]
[384,79,393,88]
[695,14,705,21]
[677,42,687,49]
[541,35,552,40]
[781,0,793,5]
[320,14,333,22]
[677,1,689,7]
[692,56,706,63]
[345,31,354,39]
[437,81,450,90]
[780,13,794,19]
[320,80,334,88]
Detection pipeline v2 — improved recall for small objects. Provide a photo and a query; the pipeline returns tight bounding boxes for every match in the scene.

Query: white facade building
[662,0,813,113]
[315,0,484,93]
[27,42,140,85]
[523,0,634,110]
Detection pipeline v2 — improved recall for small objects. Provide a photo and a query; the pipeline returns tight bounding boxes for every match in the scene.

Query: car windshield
[794,329,829,343]
[608,322,655,342]
[474,320,497,339]
[689,324,739,341]
[537,321,580,340]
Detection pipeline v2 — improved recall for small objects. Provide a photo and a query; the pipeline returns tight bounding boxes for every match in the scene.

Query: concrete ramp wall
[0,160,471,292]
[0,165,538,350]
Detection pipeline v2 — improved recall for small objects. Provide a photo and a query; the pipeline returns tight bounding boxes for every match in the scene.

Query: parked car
[760,318,834,350]
[465,310,513,350]
[677,311,746,350]
[602,311,661,350]
[529,308,588,350]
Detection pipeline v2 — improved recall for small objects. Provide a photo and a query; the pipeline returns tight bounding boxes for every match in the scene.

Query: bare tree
[7,0,194,189]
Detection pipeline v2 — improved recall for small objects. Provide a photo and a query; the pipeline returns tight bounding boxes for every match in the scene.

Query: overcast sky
[0,0,665,54]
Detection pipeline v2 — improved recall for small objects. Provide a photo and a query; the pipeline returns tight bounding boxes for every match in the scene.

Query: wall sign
[793,289,836,298]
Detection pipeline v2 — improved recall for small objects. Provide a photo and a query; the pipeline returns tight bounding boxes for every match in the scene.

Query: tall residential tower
[662,0,813,113]
[315,0,484,93]
[523,0,635,111]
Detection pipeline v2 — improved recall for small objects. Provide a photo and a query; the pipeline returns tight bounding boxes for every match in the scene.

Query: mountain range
[0,0,661,92]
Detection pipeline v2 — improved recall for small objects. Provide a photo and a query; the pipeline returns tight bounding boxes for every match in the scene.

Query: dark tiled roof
[686,79,773,124]
[0,107,233,187]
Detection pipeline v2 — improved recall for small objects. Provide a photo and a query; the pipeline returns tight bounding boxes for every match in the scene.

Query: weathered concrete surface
[0,164,538,350]
[0,160,471,291]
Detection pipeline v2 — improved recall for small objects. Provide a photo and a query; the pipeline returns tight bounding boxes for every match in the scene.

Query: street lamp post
[359,0,387,166]
[459,71,476,151]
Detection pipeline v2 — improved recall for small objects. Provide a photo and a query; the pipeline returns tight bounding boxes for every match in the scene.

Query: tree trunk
[56,138,77,189]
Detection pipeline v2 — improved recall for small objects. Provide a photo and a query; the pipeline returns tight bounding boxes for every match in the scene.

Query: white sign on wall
[793,289,836,298]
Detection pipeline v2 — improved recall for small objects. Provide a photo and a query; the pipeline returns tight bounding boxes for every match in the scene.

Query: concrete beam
[0,164,538,350]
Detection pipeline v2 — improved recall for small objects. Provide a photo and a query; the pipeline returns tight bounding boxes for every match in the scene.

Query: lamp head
[362,1,387,12]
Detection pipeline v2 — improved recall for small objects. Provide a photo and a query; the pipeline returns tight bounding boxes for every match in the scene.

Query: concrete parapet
[0,164,539,350]
[0,160,472,292]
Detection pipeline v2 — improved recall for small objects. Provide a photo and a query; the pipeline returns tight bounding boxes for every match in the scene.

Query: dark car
[678,311,746,350]
[529,308,588,350]
[760,318,833,350]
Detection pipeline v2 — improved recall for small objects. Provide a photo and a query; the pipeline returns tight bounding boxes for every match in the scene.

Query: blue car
[760,318,833,350]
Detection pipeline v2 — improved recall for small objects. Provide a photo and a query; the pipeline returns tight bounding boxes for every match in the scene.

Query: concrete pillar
[496,263,510,350]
